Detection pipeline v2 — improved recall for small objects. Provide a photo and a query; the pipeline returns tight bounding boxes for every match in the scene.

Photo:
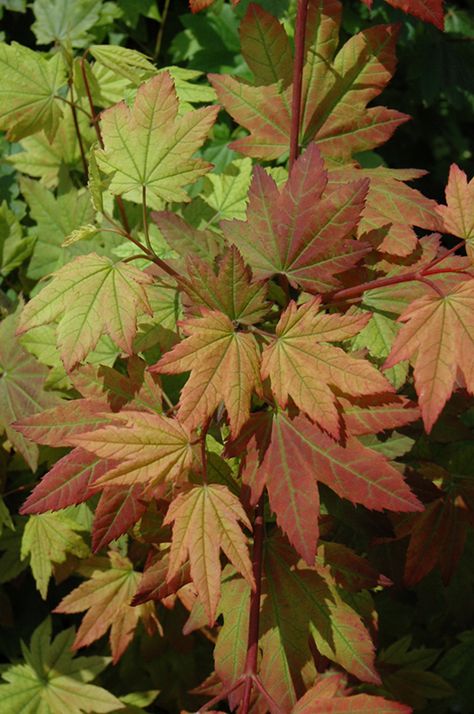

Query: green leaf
[62,224,100,248]
[201,158,253,222]
[20,179,108,280]
[0,306,60,470]
[0,42,66,141]
[0,200,35,276]
[21,512,89,598]
[95,73,218,207]
[89,45,157,85]
[0,618,124,712]
[352,310,408,388]
[32,0,102,47]
[18,254,153,371]
[10,110,94,188]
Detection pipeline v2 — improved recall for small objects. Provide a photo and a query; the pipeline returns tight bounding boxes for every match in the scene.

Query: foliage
[0,1,473,713]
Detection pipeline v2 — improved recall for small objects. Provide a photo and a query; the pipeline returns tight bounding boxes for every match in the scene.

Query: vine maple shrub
[0,0,472,712]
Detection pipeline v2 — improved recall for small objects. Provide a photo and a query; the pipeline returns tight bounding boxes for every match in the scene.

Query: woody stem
[289,0,309,170]
[240,496,265,714]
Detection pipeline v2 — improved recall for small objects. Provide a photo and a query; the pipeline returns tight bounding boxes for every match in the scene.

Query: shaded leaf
[21,512,89,598]
[55,551,159,662]
[0,307,60,470]
[182,246,267,324]
[228,411,421,564]
[0,618,124,713]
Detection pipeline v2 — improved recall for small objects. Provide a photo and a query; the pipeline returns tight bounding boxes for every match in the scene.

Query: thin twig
[154,0,171,60]
[252,675,286,714]
[197,676,244,713]
[142,185,152,253]
[200,417,212,485]
[421,239,466,273]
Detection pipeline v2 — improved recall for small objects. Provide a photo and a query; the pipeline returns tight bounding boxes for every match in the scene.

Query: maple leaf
[95,72,218,206]
[21,449,114,515]
[21,512,89,599]
[164,484,255,624]
[384,279,474,432]
[339,395,420,436]
[228,410,421,564]
[261,298,393,438]
[71,410,193,490]
[292,684,411,713]
[0,306,60,470]
[328,166,443,257]
[210,4,405,162]
[132,548,192,605]
[240,3,293,87]
[222,144,370,293]
[381,0,444,29]
[70,358,162,413]
[0,618,124,713]
[216,539,380,710]
[55,551,159,663]
[92,485,148,552]
[151,211,224,267]
[181,246,268,324]
[398,496,468,586]
[0,42,66,141]
[153,310,261,437]
[15,399,112,448]
[437,163,474,253]
[17,254,153,371]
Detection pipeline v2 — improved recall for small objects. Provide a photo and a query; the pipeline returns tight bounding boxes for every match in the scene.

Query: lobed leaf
[153,309,261,437]
[96,73,218,206]
[17,254,153,371]
[164,484,255,624]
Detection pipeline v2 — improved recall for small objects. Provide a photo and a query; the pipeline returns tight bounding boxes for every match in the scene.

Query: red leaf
[293,689,411,713]
[228,411,421,564]
[384,280,474,432]
[14,400,111,447]
[92,485,148,552]
[437,163,474,243]
[222,147,370,293]
[20,448,113,515]
[164,484,255,624]
[383,0,443,29]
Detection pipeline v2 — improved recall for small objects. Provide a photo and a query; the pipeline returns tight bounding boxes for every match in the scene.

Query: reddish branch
[289,0,309,170]
[240,495,266,713]
[325,248,470,303]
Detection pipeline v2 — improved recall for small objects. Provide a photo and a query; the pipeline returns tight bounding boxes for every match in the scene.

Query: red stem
[325,264,470,304]
[289,0,309,170]
[421,239,466,273]
[241,496,265,714]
